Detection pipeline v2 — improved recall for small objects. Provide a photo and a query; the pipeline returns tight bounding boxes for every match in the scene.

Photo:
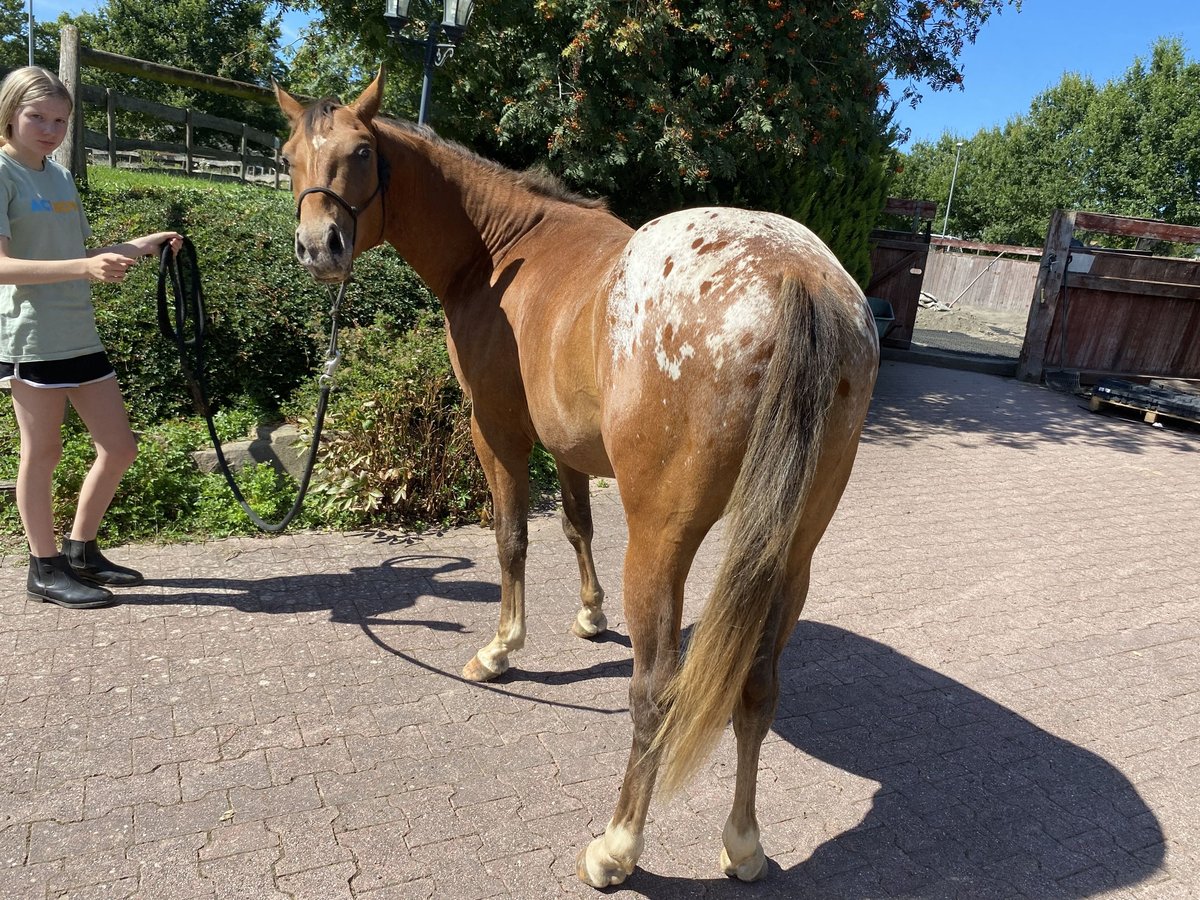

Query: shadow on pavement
[866,361,1199,453]
[623,621,1164,899]
[126,562,1165,897]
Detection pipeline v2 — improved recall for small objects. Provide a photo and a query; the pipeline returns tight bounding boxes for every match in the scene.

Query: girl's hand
[128,231,184,258]
[87,252,136,283]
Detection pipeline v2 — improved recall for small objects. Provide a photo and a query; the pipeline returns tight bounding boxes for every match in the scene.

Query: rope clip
[320,350,342,386]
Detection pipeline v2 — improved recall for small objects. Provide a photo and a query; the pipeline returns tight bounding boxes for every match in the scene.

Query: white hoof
[571,608,607,639]
[720,843,767,882]
[576,836,632,888]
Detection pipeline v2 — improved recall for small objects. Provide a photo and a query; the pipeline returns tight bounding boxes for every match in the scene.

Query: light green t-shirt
[0,152,102,362]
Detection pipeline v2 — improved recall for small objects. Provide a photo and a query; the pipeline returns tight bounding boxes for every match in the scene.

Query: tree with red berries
[299,1,1020,282]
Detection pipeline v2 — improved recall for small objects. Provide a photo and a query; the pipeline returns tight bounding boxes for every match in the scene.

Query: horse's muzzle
[294,222,351,281]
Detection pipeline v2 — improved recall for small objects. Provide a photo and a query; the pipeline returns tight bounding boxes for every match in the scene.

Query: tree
[869,0,1021,118]
[277,21,376,102]
[284,0,1019,285]
[63,0,287,140]
[446,1,1021,281]
[0,0,58,70]
[893,37,1200,247]
[1081,39,1200,227]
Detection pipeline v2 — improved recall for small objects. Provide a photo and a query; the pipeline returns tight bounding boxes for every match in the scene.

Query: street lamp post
[383,0,474,126]
[941,140,965,237]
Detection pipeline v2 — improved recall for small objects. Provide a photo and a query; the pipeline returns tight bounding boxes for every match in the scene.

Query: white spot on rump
[607,208,842,379]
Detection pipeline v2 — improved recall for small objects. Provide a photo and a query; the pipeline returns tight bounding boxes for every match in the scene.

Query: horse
[275,69,879,887]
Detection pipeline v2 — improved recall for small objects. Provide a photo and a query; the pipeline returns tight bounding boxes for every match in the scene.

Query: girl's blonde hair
[0,66,73,147]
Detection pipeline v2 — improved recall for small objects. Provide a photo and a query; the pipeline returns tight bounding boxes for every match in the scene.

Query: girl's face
[4,95,71,169]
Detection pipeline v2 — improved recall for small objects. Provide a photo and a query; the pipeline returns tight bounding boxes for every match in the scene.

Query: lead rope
[157,237,342,533]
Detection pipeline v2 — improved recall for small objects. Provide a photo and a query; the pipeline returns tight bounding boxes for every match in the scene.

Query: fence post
[106,88,116,168]
[273,136,281,189]
[1017,209,1077,383]
[185,109,194,176]
[239,123,248,182]
[54,25,86,186]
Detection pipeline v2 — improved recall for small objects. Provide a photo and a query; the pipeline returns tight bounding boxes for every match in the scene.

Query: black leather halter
[293,151,391,251]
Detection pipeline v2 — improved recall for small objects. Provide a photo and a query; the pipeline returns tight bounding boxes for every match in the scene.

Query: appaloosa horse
[275,70,879,887]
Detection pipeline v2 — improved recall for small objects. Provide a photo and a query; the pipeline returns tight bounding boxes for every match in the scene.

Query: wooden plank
[883,198,937,220]
[868,235,932,252]
[1089,395,1200,427]
[932,235,1043,257]
[113,94,189,123]
[1074,211,1200,245]
[867,249,922,294]
[106,88,116,168]
[1066,273,1200,301]
[80,46,279,104]
[1018,209,1076,382]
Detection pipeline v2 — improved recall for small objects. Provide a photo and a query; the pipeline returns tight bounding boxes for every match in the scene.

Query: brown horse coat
[276,70,878,887]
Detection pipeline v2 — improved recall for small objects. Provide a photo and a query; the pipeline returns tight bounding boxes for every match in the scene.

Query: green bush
[286,312,493,530]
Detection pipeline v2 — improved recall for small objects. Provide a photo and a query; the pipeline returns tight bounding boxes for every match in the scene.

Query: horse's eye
[356,146,372,160]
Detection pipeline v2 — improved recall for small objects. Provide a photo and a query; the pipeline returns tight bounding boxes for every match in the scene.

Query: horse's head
[274,70,387,283]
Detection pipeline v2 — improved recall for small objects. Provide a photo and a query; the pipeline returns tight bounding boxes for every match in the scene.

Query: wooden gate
[1018,211,1200,383]
[867,199,936,349]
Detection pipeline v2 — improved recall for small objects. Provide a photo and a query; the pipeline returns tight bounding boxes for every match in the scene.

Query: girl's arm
[91,231,183,260]
[0,235,135,284]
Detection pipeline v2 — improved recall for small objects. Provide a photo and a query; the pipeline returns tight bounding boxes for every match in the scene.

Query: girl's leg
[9,382,68,557]
[65,377,138,540]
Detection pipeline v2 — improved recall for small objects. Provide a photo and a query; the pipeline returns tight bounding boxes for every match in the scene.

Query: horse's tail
[653,274,855,796]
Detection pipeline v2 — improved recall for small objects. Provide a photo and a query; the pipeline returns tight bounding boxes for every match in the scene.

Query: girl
[0,66,182,609]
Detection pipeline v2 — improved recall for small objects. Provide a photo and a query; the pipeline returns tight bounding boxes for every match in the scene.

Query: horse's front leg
[557,462,606,639]
[462,424,532,683]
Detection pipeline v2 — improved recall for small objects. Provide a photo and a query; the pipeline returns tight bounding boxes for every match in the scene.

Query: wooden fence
[53,25,287,188]
[1018,211,1200,383]
[922,238,1041,313]
[867,198,936,349]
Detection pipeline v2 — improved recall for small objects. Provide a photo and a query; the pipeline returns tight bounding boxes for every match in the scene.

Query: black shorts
[0,352,116,389]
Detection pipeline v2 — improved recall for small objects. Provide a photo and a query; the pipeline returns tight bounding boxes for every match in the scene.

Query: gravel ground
[910,302,1028,359]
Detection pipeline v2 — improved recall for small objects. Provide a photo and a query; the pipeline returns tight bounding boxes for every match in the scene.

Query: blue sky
[892,1,1200,145]
[34,0,1200,146]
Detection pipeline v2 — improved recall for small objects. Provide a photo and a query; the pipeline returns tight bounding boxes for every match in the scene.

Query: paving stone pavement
[1,358,1197,899]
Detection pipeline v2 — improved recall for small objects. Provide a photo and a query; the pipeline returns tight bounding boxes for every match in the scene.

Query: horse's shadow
[135,552,487,629]
[125,560,1163,897]
[632,621,1165,899]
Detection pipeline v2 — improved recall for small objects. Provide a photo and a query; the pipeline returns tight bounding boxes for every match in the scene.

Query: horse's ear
[273,79,306,125]
[351,66,387,123]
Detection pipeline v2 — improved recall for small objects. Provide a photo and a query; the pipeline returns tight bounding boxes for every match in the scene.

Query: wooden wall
[866,199,936,349]
[1041,250,1200,378]
[923,245,1039,313]
[1019,211,1200,382]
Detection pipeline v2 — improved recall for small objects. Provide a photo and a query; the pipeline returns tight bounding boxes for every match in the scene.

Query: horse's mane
[379,117,608,211]
[298,97,607,211]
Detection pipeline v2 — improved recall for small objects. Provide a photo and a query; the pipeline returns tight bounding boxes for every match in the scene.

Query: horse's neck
[381,131,549,301]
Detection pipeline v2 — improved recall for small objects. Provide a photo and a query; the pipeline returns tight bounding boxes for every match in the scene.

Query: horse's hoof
[720,844,768,882]
[461,653,506,682]
[576,840,630,888]
[571,609,607,639]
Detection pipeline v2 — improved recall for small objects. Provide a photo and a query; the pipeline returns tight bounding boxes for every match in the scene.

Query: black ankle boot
[63,538,144,587]
[28,555,115,608]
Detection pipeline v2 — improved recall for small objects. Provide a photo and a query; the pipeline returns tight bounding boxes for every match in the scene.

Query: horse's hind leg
[557,463,606,639]
[577,509,712,887]
[721,563,811,881]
